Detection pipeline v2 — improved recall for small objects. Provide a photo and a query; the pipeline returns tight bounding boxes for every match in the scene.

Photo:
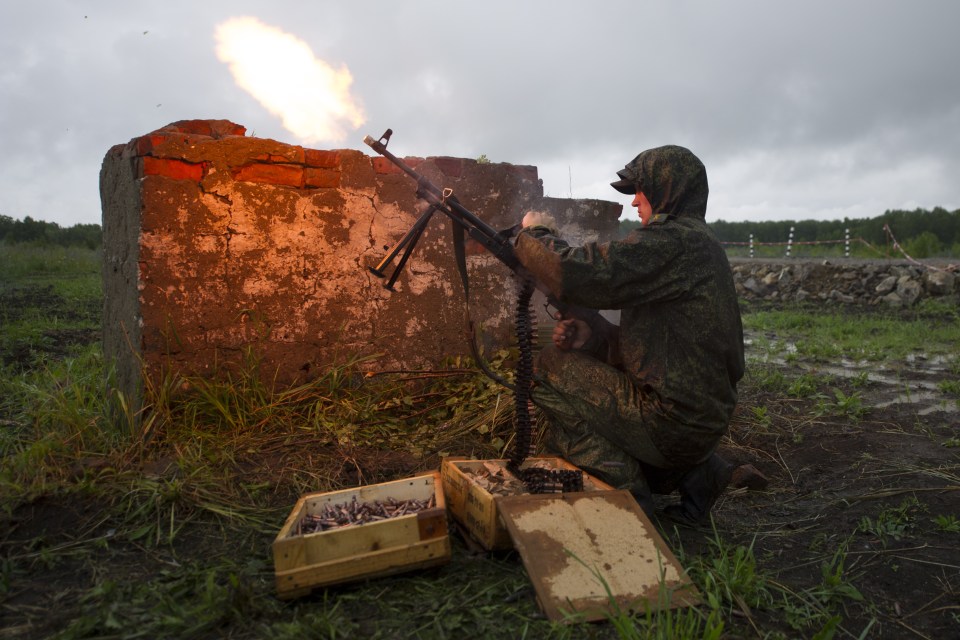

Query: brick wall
[99,120,622,411]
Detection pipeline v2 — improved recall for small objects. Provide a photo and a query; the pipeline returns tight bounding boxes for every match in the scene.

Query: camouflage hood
[610,145,709,219]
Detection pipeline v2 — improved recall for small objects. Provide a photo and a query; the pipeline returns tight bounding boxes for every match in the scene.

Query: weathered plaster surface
[100,120,622,411]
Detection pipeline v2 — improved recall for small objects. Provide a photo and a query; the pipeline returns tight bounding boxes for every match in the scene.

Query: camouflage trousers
[530,345,719,495]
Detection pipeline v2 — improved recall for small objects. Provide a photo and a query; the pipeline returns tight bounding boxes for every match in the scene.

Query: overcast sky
[2,1,958,228]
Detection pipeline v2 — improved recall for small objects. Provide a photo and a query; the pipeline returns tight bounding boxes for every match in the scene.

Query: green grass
[856,497,922,546]
[0,244,102,280]
[3,245,958,639]
[743,306,960,363]
[0,245,101,371]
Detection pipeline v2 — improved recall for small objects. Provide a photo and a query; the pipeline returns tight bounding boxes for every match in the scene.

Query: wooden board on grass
[497,490,699,622]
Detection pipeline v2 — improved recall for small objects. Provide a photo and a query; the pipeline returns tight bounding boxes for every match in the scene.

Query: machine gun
[363,129,585,491]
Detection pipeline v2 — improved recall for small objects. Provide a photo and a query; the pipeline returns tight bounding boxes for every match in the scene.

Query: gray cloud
[1,0,957,227]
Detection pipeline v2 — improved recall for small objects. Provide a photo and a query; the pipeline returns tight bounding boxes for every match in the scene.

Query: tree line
[621,207,960,258]
[0,215,102,249]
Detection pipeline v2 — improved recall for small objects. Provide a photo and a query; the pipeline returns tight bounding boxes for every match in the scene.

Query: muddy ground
[702,348,959,639]
[2,281,959,639]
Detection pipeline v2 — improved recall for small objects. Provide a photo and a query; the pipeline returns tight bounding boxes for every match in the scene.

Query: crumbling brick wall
[99,120,622,411]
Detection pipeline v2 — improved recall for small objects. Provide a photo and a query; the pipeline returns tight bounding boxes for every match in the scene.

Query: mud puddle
[744,332,958,415]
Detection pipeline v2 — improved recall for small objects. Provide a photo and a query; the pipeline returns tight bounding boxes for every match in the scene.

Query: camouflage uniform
[514,146,744,498]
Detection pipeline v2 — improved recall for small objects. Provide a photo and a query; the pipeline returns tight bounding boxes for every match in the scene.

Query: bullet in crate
[272,472,450,599]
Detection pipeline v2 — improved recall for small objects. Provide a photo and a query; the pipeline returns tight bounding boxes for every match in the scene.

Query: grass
[0,244,101,372]
[0,244,102,280]
[742,304,960,364]
[3,245,960,639]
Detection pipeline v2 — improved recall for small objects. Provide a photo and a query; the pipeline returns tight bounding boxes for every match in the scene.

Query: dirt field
[2,274,959,639]
[700,339,959,638]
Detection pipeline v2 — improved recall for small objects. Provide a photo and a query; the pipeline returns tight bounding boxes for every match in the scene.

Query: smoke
[214,16,365,144]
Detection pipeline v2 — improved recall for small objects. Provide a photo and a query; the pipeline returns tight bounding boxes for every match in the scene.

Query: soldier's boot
[630,485,655,520]
[662,454,734,525]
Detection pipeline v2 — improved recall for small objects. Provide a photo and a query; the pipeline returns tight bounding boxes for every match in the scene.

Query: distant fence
[721,225,956,272]
[722,227,862,258]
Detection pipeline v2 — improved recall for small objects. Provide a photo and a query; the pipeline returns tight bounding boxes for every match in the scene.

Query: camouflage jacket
[514,147,744,457]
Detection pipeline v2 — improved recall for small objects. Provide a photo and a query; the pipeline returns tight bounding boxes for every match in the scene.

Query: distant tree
[903,231,943,258]
[705,206,959,258]
[0,214,102,248]
[0,214,13,239]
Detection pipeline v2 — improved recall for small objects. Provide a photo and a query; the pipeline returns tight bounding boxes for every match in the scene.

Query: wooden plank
[272,500,310,572]
[301,517,419,564]
[497,491,699,623]
[272,535,306,573]
[275,537,451,597]
[299,473,442,515]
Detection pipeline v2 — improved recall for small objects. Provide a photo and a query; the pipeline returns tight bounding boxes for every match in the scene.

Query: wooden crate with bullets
[440,457,614,551]
[273,471,450,599]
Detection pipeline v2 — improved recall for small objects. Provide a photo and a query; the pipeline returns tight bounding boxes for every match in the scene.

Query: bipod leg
[369,204,438,290]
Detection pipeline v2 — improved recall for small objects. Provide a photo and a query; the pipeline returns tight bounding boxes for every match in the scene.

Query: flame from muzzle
[214,16,366,144]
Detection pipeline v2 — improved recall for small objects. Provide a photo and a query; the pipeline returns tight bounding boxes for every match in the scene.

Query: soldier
[514,145,765,524]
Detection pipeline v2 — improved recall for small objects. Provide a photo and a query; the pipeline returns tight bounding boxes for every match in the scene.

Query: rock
[875,275,897,295]
[892,266,921,279]
[728,260,955,306]
[924,270,956,295]
[778,268,793,288]
[882,291,903,307]
[896,278,923,306]
[742,277,767,296]
[830,289,856,304]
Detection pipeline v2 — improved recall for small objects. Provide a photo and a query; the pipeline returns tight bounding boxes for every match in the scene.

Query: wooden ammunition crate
[273,472,450,599]
[440,457,614,551]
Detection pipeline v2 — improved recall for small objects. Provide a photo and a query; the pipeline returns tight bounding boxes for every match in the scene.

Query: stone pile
[729,259,958,307]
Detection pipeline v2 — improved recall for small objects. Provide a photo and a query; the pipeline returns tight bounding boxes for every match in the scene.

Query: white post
[844,228,850,258]
[785,226,794,257]
[749,233,754,258]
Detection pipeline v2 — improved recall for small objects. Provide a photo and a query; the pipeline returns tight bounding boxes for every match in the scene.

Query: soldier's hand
[553,314,591,351]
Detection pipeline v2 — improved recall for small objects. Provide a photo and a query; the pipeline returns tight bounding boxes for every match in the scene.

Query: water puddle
[744,332,958,415]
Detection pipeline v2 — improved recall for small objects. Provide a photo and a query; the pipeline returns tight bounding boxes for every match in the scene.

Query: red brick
[372,156,422,175]
[142,157,204,182]
[305,149,341,168]
[159,119,246,138]
[434,157,463,178]
[253,149,306,164]
[135,134,172,156]
[232,163,303,187]
[373,157,403,175]
[304,168,340,188]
